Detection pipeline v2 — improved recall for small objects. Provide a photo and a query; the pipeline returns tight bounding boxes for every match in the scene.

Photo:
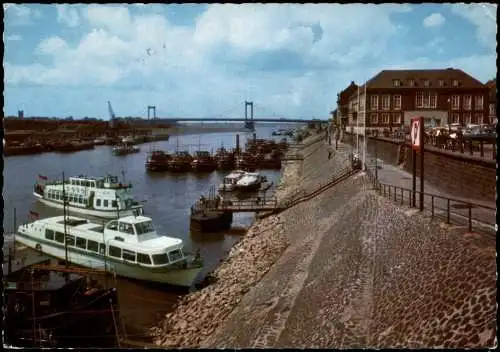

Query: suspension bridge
[110,101,328,131]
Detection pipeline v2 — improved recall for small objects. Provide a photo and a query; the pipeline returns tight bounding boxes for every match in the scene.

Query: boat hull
[34,192,143,219]
[15,232,203,288]
[234,183,261,192]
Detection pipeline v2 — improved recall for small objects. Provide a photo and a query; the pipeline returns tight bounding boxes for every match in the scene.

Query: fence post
[446,199,450,224]
[401,188,404,205]
[394,187,397,201]
[480,141,484,158]
[388,186,391,199]
[468,204,472,233]
[431,196,434,217]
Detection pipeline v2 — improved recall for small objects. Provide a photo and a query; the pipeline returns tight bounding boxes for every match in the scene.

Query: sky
[3,3,497,120]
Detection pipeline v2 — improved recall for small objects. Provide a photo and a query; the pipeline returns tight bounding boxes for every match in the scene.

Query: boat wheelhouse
[218,170,247,192]
[234,172,264,192]
[34,175,144,219]
[15,215,204,287]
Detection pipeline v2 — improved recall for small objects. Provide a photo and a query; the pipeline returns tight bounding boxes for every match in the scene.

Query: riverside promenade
[151,130,496,349]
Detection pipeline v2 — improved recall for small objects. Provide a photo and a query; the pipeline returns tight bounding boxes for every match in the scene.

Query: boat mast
[62,172,69,268]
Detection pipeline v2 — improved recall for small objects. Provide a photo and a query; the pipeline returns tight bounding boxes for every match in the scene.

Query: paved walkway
[363,151,495,233]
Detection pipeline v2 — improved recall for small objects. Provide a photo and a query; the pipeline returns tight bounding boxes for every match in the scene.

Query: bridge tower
[244,101,255,130]
[147,105,156,120]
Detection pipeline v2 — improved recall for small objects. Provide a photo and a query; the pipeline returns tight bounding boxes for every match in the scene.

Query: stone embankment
[151,129,328,348]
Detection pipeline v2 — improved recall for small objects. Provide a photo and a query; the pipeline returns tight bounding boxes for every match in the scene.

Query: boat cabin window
[152,253,169,265]
[76,237,87,249]
[109,246,122,258]
[135,221,155,235]
[45,229,55,241]
[104,200,109,207]
[118,222,135,235]
[112,200,118,208]
[169,249,183,262]
[87,240,99,252]
[99,243,106,255]
[66,235,75,246]
[137,253,152,265]
[123,249,136,262]
[107,220,118,231]
[55,231,65,243]
[96,199,102,206]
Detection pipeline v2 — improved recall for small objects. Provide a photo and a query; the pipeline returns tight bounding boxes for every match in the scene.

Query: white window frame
[474,96,483,110]
[463,95,472,110]
[392,95,401,110]
[393,79,401,87]
[424,80,430,87]
[423,91,431,108]
[439,80,445,87]
[451,113,460,124]
[489,103,496,116]
[416,92,424,108]
[451,95,460,110]
[370,95,379,110]
[464,112,472,125]
[392,113,402,124]
[452,79,459,87]
[430,93,437,108]
[381,95,390,110]
[409,79,415,87]
[475,113,483,125]
[370,113,378,124]
[382,113,390,124]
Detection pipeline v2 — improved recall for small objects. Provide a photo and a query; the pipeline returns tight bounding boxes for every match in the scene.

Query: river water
[2,123,302,343]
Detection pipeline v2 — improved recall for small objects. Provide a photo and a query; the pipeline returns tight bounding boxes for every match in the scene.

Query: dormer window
[439,80,445,87]
[452,79,459,87]
[424,80,430,87]
[409,79,415,87]
[393,79,401,87]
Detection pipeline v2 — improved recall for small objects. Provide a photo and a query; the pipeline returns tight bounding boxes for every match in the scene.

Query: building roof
[485,78,496,102]
[358,68,487,90]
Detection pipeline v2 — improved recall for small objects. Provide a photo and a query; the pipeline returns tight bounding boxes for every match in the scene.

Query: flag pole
[363,81,367,170]
[357,85,360,155]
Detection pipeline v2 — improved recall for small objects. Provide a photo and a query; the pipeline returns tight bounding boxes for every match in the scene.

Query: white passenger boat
[218,170,247,192]
[112,144,140,156]
[15,215,204,287]
[234,172,264,192]
[33,174,144,219]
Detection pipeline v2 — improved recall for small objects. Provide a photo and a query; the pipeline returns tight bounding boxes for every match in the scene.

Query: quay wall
[345,133,496,203]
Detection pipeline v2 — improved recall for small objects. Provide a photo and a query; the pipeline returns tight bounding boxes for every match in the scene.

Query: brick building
[485,78,496,124]
[336,81,358,129]
[346,68,490,134]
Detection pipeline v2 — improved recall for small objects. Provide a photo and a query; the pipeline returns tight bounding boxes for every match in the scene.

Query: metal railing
[365,170,495,235]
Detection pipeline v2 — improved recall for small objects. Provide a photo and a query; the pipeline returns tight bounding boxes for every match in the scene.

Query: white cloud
[5,4,42,26]
[37,36,69,55]
[56,4,80,27]
[450,4,497,50]
[423,13,445,28]
[5,34,22,41]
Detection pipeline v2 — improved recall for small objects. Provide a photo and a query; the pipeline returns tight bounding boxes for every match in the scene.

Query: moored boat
[191,151,217,172]
[168,151,193,172]
[234,171,265,192]
[112,144,140,156]
[15,215,204,287]
[214,148,235,170]
[145,150,172,171]
[218,170,247,192]
[33,174,144,219]
[4,266,118,348]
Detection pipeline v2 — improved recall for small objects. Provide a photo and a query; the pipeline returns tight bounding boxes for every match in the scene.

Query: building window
[416,92,424,108]
[463,112,472,125]
[392,113,402,125]
[474,96,483,110]
[475,113,483,125]
[423,92,431,108]
[463,95,472,110]
[96,199,101,206]
[392,95,401,110]
[370,113,378,124]
[451,95,460,110]
[424,80,430,87]
[489,103,496,117]
[370,95,379,110]
[451,113,460,124]
[381,113,390,124]
[409,79,415,87]
[393,79,401,87]
[452,79,459,87]
[439,80,445,87]
[430,93,437,108]
[381,95,390,110]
